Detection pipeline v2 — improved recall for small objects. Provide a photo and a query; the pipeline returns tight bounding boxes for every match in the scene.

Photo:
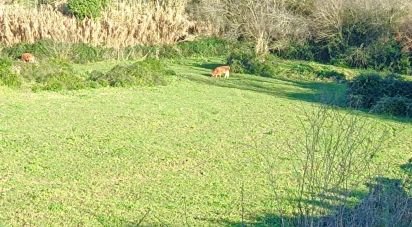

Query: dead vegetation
[0,0,195,48]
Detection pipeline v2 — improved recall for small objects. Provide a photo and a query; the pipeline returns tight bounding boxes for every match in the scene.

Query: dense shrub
[273,41,315,61]
[227,52,275,77]
[174,38,236,57]
[2,38,240,64]
[69,43,107,64]
[89,60,173,87]
[1,40,59,61]
[371,96,412,117]
[32,72,86,91]
[316,70,346,82]
[347,72,412,110]
[67,0,110,19]
[16,58,87,91]
[0,58,22,88]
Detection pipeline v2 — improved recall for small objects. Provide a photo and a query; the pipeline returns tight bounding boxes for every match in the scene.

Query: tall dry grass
[0,0,196,48]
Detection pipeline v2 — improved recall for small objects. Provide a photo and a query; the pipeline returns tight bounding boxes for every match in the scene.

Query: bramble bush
[347,72,412,117]
[67,0,110,19]
[88,60,173,87]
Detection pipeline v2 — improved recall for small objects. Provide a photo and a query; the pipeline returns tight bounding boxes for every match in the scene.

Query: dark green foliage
[87,70,108,87]
[0,58,22,88]
[290,63,315,75]
[347,72,412,116]
[227,51,349,81]
[1,56,174,91]
[174,38,235,57]
[89,60,172,87]
[33,72,86,91]
[271,6,412,75]
[316,70,346,82]
[17,58,87,91]
[227,52,275,77]
[69,43,106,64]
[2,38,241,64]
[274,41,315,61]
[67,0,110,19]
[344,47,370,69]
[371,96,412,117]
[367,39,411,74]
[1,40,58,60]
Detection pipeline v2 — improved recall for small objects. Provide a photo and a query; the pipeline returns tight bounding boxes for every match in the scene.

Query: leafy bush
[0,58,22,88]
[89,60,172,87]
[1,40,59,60]
[174,38,235,57]
[227,52,275,77]
[67,0,110,19]
[18,58,87,91]
[69,43,106,63]
[347,72,412,110]
[371,96,412,117]
[87,70,108,87]
[316,70,346,82]
[274,41,315,61]
[344,47,370,69]
[33,72,86,91]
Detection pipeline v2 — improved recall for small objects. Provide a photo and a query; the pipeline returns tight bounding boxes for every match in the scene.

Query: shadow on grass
[199,161,412,227]
[195,63,228,70]
[185,69,348,107]
[187,62,412,123]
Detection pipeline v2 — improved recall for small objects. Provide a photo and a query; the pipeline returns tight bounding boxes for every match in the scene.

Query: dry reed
[0,0,197,48]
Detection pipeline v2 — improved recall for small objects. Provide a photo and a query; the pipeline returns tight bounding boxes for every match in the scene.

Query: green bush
[371,96,412,117]
[274,41,315,61]
[87,70,108,87]
[1,40,59,60]
[347,72,412,110]
[344,47,370,69]
[316,70,346,82]
[33,72,86,91]
[89,60,172,87]
[67,0,110,19]
[21,58,73,82]
[174,38,235,57]
[18,58,87,91]
[0,58,22,88]
[227,52,275,77]
[69,43,106,63]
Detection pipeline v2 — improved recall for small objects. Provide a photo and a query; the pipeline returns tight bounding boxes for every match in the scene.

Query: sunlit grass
[0,58,410,226]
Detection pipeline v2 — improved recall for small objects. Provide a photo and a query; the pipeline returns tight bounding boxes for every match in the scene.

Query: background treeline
[1,0,411,74]
[189,0,412,75]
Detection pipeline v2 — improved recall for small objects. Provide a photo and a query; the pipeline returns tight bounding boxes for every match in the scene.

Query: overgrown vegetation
[0,38,238,63]
[347,72,412,117]
[3,58,173,91]
[2,0,411,73]
[88,60,171,87]
[67,0,110,19]
[227,51,348,82]
[190,0,412,74]
[0,57,22,88]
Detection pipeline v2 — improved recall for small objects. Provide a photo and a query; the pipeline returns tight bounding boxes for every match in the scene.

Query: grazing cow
[211,65,230,78]
[21,53,35,63]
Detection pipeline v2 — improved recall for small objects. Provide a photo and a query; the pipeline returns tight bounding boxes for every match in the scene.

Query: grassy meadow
[0,57,411,226]
[1,0,412,225]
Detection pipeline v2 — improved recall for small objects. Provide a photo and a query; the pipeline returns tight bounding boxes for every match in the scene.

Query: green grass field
[0,58,411,226]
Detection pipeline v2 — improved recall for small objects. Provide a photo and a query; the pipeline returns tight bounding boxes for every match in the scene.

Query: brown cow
[211,65,230,78]
[21,53,35,63]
